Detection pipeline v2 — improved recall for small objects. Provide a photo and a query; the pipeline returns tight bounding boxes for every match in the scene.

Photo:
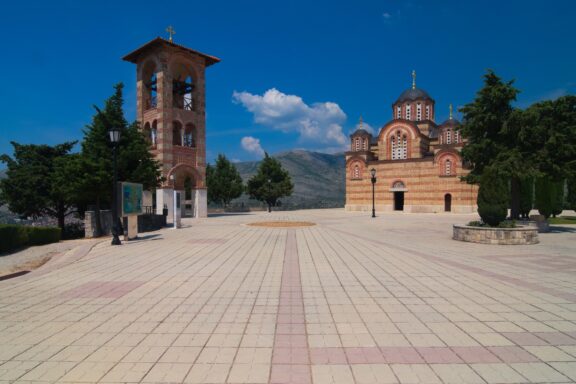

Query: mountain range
[232,150,346,210]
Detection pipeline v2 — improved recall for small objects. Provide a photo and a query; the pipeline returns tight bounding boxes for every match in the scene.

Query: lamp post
[370,168,376,218]
[170,174,177,229]
[108,127,122,245]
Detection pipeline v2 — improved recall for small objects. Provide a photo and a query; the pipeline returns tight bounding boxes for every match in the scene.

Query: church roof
[440,117,461,128]
[122,37,221,66]
[350,128,372,137]
[395,87,434,103]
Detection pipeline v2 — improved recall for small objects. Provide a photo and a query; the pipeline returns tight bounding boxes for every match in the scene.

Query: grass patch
[548,216,576,225]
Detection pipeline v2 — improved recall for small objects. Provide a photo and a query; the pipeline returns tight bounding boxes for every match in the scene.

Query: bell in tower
[123,31,220,221]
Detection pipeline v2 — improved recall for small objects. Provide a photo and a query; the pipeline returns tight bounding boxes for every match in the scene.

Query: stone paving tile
[0,210,575,383]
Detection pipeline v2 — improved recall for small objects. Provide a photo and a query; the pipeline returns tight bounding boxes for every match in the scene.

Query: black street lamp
[109,126,122,245]
[370,168,376,218]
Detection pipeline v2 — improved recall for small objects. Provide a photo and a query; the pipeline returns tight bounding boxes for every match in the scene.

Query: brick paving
[1,209,576,383]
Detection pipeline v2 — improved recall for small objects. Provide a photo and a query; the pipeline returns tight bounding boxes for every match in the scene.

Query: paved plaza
[1,209,576,383]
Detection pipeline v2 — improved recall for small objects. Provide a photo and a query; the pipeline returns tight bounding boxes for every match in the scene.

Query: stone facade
[123,38,220,219]
[346,73,477,213]
[453,225,539,245]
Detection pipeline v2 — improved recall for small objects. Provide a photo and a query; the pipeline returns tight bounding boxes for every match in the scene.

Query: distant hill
[231,150,346,210]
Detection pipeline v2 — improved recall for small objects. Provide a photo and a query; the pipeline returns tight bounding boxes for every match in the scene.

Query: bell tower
[123,34,220,219]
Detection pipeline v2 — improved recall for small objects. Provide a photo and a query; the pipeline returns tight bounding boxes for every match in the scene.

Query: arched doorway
[444,193,452,212]
[391,181,406,211]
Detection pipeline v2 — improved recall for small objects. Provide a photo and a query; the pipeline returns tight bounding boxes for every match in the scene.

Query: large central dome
[395,87,433,103]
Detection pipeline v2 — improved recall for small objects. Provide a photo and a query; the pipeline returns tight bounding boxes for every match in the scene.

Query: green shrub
[0,225,28,253]
[62,222,84,240]
[26,226,61,246]
[0,224,60,253]
[477,169,509,227]
[535,177,554,219]
[519,177,533,218]
[551,180,564,218]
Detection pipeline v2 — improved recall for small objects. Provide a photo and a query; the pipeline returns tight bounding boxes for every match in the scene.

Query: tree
[78,83,162,236]
[551,180,564,218]
[0,142,78,229]
[535,177,554,219]
[477,167,509,227]
[519,177,533,219]
[247,153,294,212]
[206,154,244,208]
[568,177,576,211]
[460,70,525,219]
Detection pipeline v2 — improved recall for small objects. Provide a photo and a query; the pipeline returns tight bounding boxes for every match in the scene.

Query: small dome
[395,87,433,104]
[440,118,461,128]
[350,128,372,137]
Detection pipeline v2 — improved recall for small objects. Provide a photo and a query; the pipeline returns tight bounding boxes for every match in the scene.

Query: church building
[345,72,477,213]
[123,32,219,219]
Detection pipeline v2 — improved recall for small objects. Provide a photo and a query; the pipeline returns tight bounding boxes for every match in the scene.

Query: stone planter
[453,225,539,245]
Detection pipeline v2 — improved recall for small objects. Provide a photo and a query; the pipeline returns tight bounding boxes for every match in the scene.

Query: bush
[0,224,60,253]
[535,177,554,219]
[551,180,564,218]
[62,222,84,240]
[519,177,533,218]
[477,169,509,227]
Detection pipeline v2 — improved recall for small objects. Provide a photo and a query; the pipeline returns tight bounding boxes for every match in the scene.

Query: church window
[417,103,422,121]
[363,139,368,150]
[406,105,411,120]
[184,123,195,147]
[455,130,460,143]
[396,105,401,119]
[446,129,452,144]
[142,60,158,110]
[425,105,430,120]
[445,159,452,176]
[391,130,408,160]
[151,120,157,147]
[355,137,360,151]
[353,164,360,179]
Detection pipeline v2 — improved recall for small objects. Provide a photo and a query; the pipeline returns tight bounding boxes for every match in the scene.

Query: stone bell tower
[122,32,220,219]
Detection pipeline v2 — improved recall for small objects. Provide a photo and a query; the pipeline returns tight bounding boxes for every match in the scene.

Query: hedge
[0,225,61,253]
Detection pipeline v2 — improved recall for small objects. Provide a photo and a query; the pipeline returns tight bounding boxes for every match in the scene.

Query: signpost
[119,182,143,240]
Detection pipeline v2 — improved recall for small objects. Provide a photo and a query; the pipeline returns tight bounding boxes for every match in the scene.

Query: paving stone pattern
[1,209,576,383]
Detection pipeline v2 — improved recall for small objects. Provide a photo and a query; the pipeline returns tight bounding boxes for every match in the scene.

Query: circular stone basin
[247,221,316,228]
[453,225,539,245]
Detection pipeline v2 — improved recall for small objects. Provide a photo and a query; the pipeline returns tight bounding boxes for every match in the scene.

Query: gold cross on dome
[449,103,453,119]
[412,70,416,89]
[166,25,176,42]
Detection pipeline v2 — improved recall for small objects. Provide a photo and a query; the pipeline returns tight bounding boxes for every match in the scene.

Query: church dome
[395,87,433,103]
[440,117,460,127]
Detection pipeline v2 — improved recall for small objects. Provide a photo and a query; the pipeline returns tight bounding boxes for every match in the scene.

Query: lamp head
[370,168,376,178]
[108,127,121,143]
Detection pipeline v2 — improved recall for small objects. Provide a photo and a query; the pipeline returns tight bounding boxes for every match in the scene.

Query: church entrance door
[394,192,404,211]
[444,193,452,212]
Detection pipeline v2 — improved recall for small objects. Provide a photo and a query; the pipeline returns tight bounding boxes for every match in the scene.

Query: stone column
[156,188,174,223]
[194,189,207,218]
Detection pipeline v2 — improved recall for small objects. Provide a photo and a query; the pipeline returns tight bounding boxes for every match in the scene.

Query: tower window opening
[151,120,157,147]
[396,105,401,119]
[145,73,157,110]
[363,139,367,150]
[406,104,411,120]
[416,103,422,121]
[173,76,194,110]
[446,129,452,144]
[455,130,460,143]
[184,124,196,147]
[425,104,430,120]
[173,121,182,146]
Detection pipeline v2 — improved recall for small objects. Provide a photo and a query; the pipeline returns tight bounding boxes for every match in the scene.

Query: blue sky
[0,0,574,164]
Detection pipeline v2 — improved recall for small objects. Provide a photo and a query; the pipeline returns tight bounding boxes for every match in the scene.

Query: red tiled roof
[122,37,220,66]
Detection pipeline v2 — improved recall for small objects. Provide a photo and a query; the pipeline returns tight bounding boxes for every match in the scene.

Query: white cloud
[232,88,348,146]
[382,12,392,19]
[353,120,375,135]
[241,136,265,158]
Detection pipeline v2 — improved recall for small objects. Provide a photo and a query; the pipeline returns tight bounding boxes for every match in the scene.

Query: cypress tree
[519,177,533,219]
[535,177,553,219]
[477,168,509,227]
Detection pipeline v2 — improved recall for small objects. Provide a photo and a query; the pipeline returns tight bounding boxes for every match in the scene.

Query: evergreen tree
[551,180,564,218]
[206,154,244,208]
[0,142,78,229]
[519,177,533,219]
[568,177,576,211]
[247,153,294,212]
[535,177,554,219]
[460,70,526,219]
[79,83,162,235]
[477,167,509,227]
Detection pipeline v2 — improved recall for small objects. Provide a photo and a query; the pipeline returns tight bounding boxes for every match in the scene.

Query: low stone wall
[453,225,539,245]
[85,210,166,238]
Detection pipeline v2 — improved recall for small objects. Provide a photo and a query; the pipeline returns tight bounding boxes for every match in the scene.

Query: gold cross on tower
[449,103,453,119]
[412,70,416,89]
[166,25,176,43]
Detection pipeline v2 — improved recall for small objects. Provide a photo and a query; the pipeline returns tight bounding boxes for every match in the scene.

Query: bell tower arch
[123,35,220,219]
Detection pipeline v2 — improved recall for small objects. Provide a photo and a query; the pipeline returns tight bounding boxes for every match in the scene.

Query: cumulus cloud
[232,88,348,147]
[353,120,375,135]
[241,136,265,158]
[382,12,392,19]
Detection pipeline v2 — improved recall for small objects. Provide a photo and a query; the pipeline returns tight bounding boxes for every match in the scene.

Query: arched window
[184,123,195,147]
[143,122,151,144]
[446,129,452,144]
[173,121,182,146]
[425,105,430,120]
[416,103,422,121]
[171,62,195,111]
[362,139,368,151]
[142,60,158,110]
[406,104,411,120]
[455,130,460,143]
[355,137,360,151]
[183,76,193,111]
[391,130,408,160]
[396,105,401,119]
[445,159,452,175]
[353,164,360,179]
[151,120,157,147]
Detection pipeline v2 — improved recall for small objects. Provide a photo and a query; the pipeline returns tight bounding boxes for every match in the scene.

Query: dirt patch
[246,221,316,228]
